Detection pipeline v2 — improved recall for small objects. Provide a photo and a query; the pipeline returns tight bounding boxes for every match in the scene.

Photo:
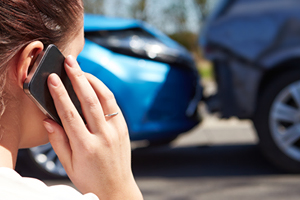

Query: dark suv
[200,0,300,172]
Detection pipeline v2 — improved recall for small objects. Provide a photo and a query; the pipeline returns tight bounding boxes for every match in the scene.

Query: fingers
[85,73,120,121]
[43,119,72,172]
[64,56,106,133]
[48,55,120,138]
[64,56,119,131]
[47,73,87,143]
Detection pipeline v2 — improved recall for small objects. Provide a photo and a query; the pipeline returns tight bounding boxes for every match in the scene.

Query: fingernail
[49,74,60,87]
[65,55,76,68]
[43,121,54,133]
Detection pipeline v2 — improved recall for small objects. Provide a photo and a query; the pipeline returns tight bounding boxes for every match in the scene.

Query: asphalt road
[129,115,299,200]
[42,114,300,200]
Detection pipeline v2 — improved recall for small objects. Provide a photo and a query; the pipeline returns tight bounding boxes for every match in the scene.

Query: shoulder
[0,167,98,200]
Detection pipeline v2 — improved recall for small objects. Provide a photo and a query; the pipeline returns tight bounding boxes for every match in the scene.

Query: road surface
[43,113,300,200]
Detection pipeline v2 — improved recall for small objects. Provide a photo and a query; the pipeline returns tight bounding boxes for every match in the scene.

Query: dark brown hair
[0,0,83,115]
[0,0,83,64]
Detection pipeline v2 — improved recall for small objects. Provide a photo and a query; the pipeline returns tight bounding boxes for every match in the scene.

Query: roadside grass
[197,59,214,81]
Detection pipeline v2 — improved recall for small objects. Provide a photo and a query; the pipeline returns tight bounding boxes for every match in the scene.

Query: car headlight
[85,28,193,67]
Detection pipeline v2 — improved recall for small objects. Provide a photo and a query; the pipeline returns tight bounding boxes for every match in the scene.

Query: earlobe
[16,41,44,88]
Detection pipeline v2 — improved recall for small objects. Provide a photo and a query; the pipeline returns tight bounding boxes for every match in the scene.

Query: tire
[24,143,67,179]
[254,68,300,172]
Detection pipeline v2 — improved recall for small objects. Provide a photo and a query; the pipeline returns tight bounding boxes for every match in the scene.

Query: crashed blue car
[80,14,201,141]
[18,14,202,178]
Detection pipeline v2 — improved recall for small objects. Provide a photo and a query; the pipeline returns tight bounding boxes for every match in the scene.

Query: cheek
[72,27,85,57]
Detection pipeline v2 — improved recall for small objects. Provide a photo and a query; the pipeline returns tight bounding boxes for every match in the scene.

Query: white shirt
[0,167,99,200]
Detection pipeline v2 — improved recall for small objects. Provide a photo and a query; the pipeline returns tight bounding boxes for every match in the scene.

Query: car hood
[84,14,184,51]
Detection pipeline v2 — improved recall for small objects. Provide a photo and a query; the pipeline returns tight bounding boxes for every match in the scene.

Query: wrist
[93,174,143,200]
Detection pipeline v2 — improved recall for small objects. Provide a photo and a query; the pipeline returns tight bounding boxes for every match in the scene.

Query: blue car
[18,14,202,178]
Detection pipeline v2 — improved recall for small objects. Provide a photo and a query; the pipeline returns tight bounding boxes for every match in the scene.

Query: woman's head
[0,0,85,148]
[0,0,84,65]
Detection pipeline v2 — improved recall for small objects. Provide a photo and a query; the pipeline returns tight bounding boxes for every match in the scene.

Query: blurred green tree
[194,0,209,19]
[130,0,147,21]
[82,0,209,52]
[83,0,104,14]
[163,0,208,51]
[162,1,188,33]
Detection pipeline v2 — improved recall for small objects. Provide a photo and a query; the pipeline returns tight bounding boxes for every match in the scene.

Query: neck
[0,146,18,169]
[0,105,21,169]
[0,133,19,169]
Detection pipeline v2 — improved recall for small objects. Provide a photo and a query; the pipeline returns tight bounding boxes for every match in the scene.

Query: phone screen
[23,44,85,126]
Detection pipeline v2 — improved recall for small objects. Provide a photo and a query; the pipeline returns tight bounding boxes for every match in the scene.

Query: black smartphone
[23,44,85,126]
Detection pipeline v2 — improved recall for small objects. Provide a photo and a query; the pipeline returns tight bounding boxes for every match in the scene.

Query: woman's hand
[42,55,143,200]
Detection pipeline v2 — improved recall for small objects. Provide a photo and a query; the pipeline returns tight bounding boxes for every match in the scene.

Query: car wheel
[254,69,300,172]
[26,143,67,178]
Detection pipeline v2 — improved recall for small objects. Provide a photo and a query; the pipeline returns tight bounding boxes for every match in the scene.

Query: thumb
[43,119,73,172]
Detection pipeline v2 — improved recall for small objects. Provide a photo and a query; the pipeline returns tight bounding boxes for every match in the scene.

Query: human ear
[16,41,44,88]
